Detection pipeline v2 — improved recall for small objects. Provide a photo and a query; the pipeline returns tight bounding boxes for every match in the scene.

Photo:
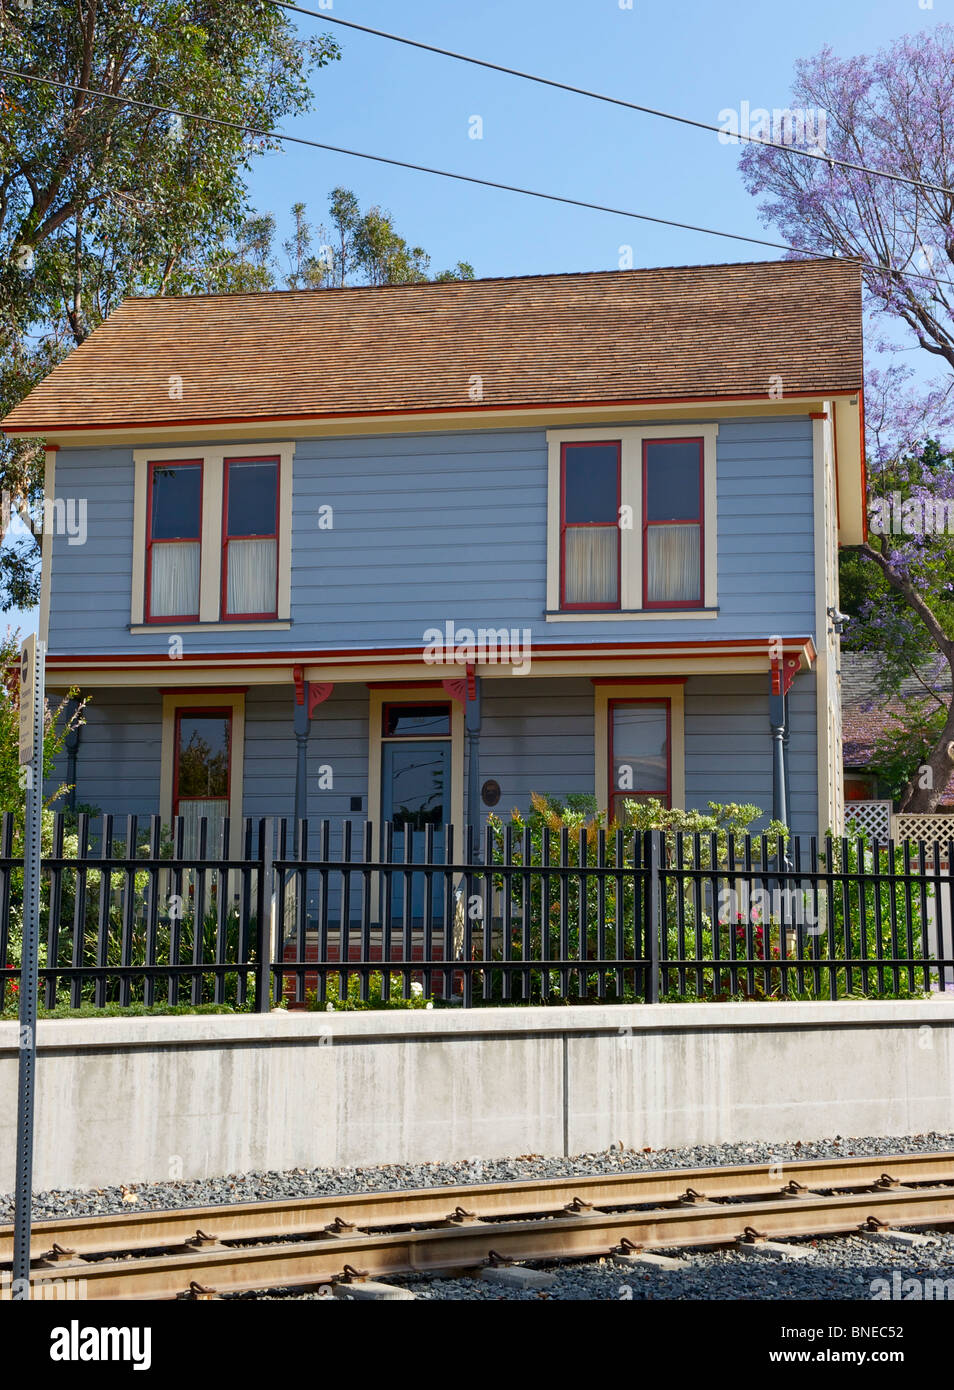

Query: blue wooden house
[3,259,864,849]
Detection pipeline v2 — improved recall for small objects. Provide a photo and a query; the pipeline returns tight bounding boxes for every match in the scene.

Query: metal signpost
[13,632,44,1300]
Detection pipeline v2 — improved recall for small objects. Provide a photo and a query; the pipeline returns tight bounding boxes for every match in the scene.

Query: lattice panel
[895,813,954,846]
[844,799,893,841]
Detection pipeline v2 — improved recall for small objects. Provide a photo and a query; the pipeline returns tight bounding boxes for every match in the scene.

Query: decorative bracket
[293,665,334,717]
[442,664,476,707]
[308,682,333,717]
[771,655,800,698]
[441,676,467,707]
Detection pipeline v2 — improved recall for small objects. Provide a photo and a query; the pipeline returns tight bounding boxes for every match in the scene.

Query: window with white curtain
[560,441,620,608]
[643,439,703,606]
[224,458,279,618]
[147,462,202,620]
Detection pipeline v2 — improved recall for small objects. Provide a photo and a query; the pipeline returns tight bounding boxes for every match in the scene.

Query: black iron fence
[0,814,952,1011]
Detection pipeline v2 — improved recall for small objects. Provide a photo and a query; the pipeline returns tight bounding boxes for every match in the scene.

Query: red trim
[382,701,452,738]
[145,459,203,623]
[221,455,279,621]
[4,388,864,438]
[172,706,232,819]
[608,697,671,820]
[809,412,828,419]
[641,438,704,610]
[592,676,688,686]
[559,440,621,611]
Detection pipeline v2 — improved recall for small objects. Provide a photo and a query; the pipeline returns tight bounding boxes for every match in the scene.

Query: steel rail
[3,1182,954,1300]
[2,1150,954,1296]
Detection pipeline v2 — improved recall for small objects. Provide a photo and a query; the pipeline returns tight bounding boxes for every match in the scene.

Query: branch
[855,540,954,658]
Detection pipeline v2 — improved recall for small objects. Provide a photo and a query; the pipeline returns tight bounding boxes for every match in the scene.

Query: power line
[1,63,950,292]
[275,0,954,203]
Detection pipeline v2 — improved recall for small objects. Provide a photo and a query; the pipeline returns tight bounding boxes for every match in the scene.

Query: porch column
[292,667,334,824]
[466,668,482,854]
[769,654,799,833]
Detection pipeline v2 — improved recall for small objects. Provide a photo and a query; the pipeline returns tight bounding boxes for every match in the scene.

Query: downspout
[782,690,792,830]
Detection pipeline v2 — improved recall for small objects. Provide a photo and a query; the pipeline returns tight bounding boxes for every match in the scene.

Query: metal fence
[0,814,952,1012]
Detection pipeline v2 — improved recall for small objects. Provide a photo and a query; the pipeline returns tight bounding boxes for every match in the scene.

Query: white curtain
[646,525,700,603]
[564,527,617,605]
[151,542,199,617]
[179,799,228,857]
[227,538,277,615]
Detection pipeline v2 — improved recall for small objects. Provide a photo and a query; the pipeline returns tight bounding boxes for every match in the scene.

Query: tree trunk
[899,703,954,812]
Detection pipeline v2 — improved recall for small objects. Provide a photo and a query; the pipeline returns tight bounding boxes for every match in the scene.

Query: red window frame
[172,707,232,819]
[145,459,203,623]
[221,455,280,621]
[641,438,704,610]
[382,702,452,739]
[608,697,671,822]
[559,440,621,611]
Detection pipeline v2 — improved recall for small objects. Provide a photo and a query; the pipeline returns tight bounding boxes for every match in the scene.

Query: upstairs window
[560,441,620,609]
[223,457,279,620]
[147,461,202,621]
[643,439,703,607]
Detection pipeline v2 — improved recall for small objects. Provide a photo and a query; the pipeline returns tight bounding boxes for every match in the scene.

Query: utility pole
[13,632,44,1299]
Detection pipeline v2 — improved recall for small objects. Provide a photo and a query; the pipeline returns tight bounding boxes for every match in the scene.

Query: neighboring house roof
[841,651,954,803]
[1,257,863,434]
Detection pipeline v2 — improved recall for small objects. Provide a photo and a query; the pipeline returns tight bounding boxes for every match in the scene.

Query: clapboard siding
[46,415,816,655]
[51,671,818,836]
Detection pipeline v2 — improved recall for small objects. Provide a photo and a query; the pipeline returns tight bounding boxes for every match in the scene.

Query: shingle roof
[1,257,863,434]
[841,652,954,803]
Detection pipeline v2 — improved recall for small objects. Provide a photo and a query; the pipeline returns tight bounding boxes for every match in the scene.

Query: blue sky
[247,0,943,283]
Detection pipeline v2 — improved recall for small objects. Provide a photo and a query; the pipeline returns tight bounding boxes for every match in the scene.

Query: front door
[380,703,451,923]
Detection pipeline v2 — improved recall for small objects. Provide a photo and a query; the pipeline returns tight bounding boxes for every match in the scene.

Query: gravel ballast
[4,1132,953,1301]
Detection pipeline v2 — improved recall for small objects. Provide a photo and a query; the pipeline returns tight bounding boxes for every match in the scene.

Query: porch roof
[44,636,817,690]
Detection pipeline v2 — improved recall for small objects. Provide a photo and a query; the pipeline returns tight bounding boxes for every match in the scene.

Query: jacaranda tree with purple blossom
[740,27,954,811]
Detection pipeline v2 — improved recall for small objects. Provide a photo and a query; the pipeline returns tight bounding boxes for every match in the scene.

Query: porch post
[769,696,787,829]
[293,699,309,824]
[782,690,792,829]
[292,668,334,825]
[466,669,482,854]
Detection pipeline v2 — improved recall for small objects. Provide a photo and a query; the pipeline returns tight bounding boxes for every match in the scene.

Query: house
[2,259,864,853]
[841,651,954,807]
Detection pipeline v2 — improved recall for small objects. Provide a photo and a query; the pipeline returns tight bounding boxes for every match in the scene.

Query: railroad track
[3,1151,954,1300]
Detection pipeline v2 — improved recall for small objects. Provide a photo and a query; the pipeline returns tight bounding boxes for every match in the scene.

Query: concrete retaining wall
[2,1000,953,1191]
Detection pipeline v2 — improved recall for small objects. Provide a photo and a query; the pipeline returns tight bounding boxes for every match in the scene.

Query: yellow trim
[160,691,246,855]
[545,609,718,622]
[38,449,56,644]
[132,442,295,627]
[546,423,718,614]
[367,686,465,848]
[813,410,843,833]
[129,622,291,634]
[28,393,852,450]
[594,681,686,815]
[833,395,865,545]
